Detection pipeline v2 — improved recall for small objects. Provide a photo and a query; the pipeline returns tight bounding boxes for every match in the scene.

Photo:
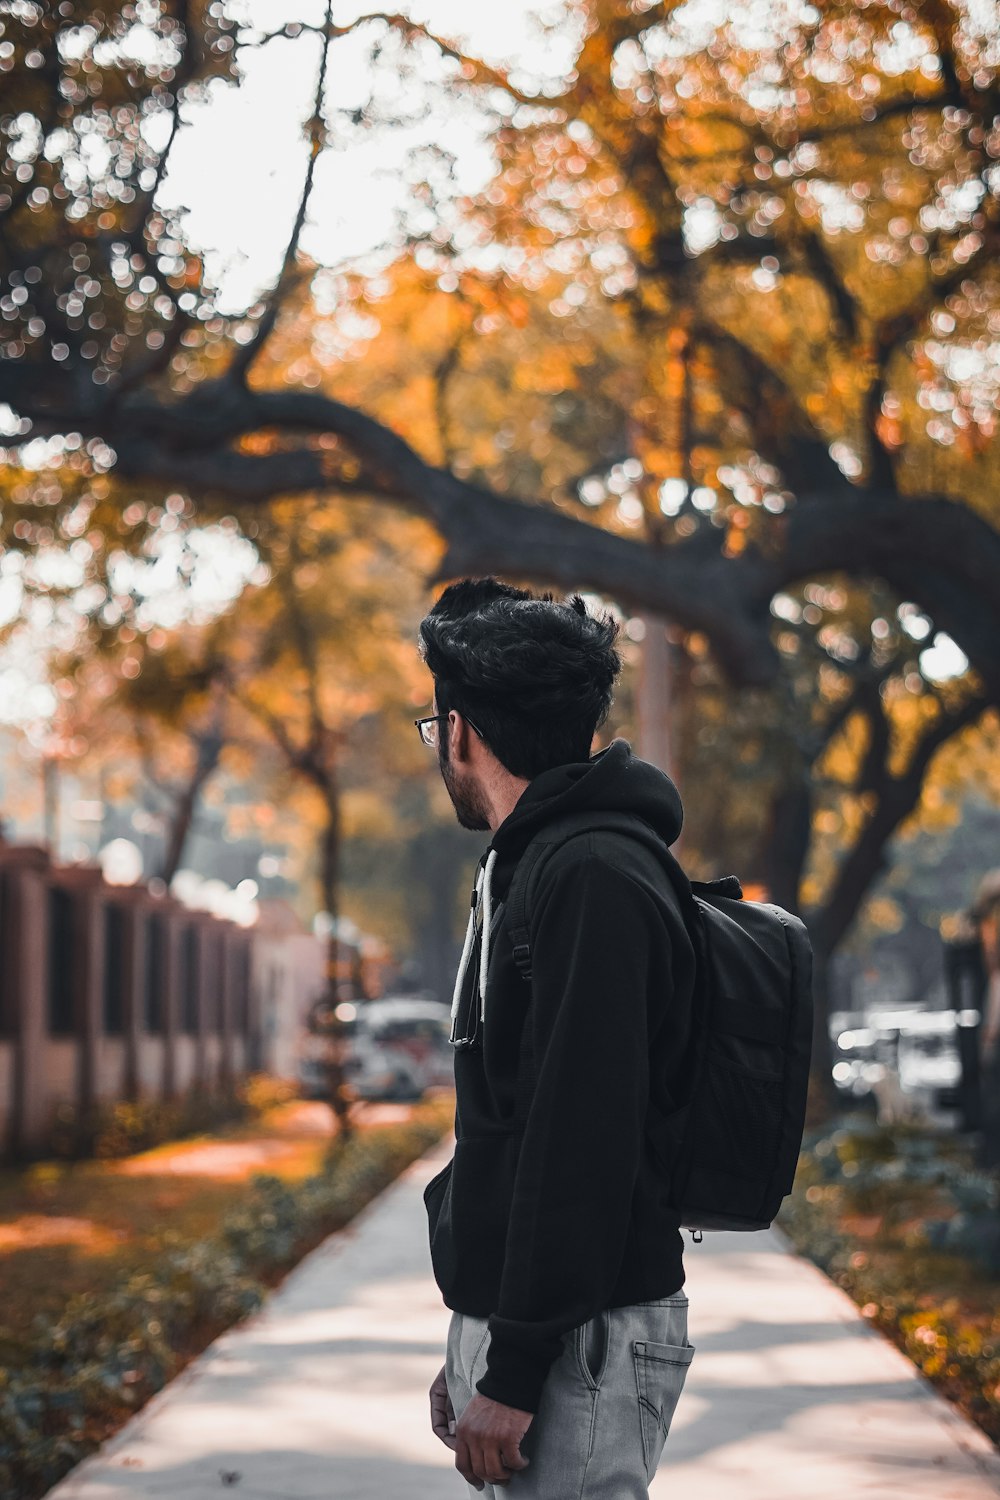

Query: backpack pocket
[699,1049,784,1180]
[632,1339,695,1481]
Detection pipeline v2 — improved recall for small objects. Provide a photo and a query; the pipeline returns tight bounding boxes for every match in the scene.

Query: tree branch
[72,371,993,706]
[692,322,853,497]
[250,12,555,110]
[227,1,335,383]
[810,692,989,955]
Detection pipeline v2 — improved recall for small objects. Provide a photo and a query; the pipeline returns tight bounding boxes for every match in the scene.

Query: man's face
[436,702,491,832]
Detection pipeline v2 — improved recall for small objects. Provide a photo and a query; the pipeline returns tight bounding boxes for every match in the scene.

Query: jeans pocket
[632,1339,695,1481]
[576,1308,611,1391]
[468,1323,491,1388]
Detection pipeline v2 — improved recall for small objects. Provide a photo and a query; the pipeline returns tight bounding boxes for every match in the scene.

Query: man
[418,579,698,1497]
[973,871,1000,1166]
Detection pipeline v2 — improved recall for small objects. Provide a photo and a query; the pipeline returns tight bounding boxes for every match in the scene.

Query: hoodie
[422,739,699,1414]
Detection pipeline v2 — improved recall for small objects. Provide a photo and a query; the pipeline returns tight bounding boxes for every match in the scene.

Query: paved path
[48,1137,1000,1500]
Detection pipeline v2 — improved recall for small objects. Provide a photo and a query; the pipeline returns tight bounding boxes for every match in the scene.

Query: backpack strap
[506,810,708,980]
[505,838,563,982]
[692,874,743,901]
[504,811,743,1136]
[505,811,635,981]
[504,810,698,1134]
[505,813,602,1130]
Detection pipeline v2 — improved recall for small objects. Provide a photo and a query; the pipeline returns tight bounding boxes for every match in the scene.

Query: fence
[0,843,275,1160]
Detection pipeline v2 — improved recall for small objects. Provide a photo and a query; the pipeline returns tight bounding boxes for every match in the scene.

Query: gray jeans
[445,1293,694,1498]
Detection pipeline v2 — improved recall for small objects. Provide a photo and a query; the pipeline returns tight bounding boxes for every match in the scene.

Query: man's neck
[487,772,531,834]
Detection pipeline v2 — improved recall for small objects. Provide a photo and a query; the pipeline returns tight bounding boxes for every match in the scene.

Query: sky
[159,0,571,310]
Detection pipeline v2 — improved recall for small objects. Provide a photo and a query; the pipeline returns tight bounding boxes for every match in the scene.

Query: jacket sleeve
[475,848,670,1413]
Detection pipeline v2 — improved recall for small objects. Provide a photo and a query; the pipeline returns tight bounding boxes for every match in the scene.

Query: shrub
[778,1118,1000,1450]
[41,1073,299,1163]
[0,1102,450,1500]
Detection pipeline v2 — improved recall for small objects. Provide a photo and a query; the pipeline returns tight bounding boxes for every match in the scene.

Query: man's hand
[454,1392,532,1490]
[429,1364,457,1451]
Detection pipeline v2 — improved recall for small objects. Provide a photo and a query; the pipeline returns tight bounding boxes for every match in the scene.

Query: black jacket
[422,739,699,1413]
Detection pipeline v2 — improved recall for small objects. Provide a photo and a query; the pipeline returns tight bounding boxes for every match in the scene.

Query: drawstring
[450,862,485,1023]
[479,848,498,1021]
[450,848,499,1037]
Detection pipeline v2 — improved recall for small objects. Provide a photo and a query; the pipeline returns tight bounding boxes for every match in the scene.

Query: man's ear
[448,709,473,765]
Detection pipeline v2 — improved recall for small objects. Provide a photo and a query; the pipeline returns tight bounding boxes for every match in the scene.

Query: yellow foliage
[866,896,905,934]
[341,789,398,841]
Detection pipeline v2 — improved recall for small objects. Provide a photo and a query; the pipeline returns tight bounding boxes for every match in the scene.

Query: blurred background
[2,0,1000,1489]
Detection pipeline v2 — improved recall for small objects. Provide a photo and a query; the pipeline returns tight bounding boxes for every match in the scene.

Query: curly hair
[418,577,621,778]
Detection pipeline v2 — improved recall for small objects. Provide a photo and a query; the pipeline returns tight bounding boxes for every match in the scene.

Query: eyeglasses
[414,713,485,749]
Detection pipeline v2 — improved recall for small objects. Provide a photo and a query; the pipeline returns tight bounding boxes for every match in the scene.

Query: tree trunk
[810,807,900,964]
[316,770,353,1144]
[637,616,677,782]
[319,780,341,982]
[799,795,902,1119]
[755,758,838,1105]
[802,754,947,1112]
[805,943,840,1119]
[978,946,1000,1167]
[762,767,813,915]
[406,823,475,1001]
[157,725,225,886]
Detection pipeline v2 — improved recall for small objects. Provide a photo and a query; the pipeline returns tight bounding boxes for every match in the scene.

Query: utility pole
[637,613,677,783]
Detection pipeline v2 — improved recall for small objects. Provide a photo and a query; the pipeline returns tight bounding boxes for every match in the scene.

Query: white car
[343,998,455,1102]
[872,1009,970,1124]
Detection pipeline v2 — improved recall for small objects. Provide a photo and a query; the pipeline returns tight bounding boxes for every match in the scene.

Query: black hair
[418,577,621,779]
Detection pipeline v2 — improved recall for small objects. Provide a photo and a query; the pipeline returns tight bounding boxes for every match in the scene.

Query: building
[0,843,324,1161]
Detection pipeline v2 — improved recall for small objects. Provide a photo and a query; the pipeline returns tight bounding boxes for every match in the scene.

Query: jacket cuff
[474,1325,556,1414]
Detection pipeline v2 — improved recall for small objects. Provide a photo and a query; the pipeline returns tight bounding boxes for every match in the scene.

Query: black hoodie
[422,739,699,1414]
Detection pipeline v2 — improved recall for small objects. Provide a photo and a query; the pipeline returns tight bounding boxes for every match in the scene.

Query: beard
[438,740,491,832]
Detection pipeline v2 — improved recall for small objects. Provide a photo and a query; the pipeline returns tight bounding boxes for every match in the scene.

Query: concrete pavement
[48,1135,1000,1500]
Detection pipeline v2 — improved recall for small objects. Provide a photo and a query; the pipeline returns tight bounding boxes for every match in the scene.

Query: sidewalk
[48,1136,1000,1500]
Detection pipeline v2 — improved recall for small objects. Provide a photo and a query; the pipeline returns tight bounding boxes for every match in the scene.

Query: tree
[75,488,445,1126]
[5,0,1000,1099]
[276,256,994,1094]
[218,499,435,972]
[110,645,230,884]
[671,584,990,1086]
[2,1,999,691]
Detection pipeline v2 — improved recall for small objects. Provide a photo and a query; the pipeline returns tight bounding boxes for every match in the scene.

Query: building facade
[0,844,320,1161]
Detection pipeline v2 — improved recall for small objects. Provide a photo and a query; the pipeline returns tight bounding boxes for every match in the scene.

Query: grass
[777,1115,1000,1449]
[0,1095,432,1358]
[0,1098,325,1344]
[0,1091,453,1500]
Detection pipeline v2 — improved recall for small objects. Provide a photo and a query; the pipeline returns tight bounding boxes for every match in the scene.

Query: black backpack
[504,811,814,1238]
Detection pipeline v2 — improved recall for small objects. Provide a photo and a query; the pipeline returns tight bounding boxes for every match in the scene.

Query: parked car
[895,1013,963,1118]
[831,1008,971,1125]
[831,1022,882,1100]
[342,998,454,1102]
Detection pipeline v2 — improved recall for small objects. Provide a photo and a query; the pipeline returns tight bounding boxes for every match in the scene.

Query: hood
[488,739,683,891]
[448,738,684,1034]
